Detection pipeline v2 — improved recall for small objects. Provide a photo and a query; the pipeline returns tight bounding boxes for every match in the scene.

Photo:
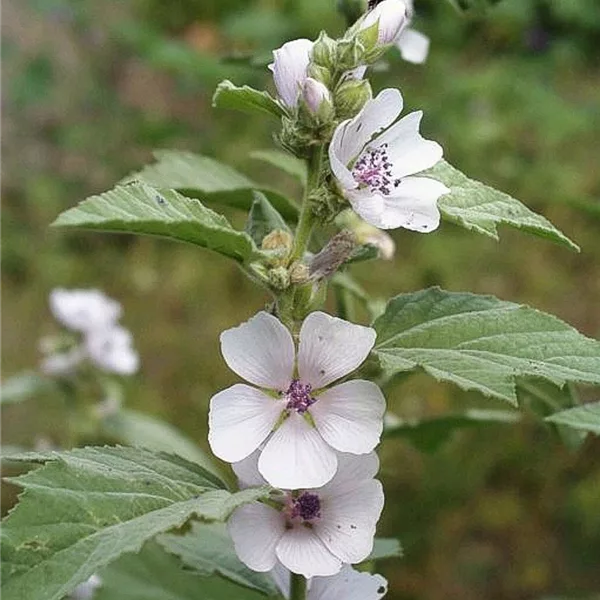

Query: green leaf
[546,402,600,435]
[345,244,380,265]
[101,409,221,478]
[122,150,298,220]
[367,538,403,561]
[373,287,600,405]
[383,409,520,452]
[250,150,307,185]
[0,372,54,404]
[212,80,284,119]
[159,521,278,596]
[430,160,579,251]
[96,541,269,600]
[52,183,259,263]
[1,446,269,600]
[245,191,291,247]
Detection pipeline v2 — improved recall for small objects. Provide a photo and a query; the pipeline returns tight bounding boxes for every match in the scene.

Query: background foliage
[2,0,600,598]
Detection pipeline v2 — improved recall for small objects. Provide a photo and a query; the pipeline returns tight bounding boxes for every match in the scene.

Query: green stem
[288,145,324,266]
[290,573,307,600]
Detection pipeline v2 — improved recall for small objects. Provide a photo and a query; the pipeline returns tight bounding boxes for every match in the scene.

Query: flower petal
[311,380,386,454]
[374,111,443,178]
[318,452,380,496]
[315,479,384,563]
[232,449,268,488]
[370,175,448,231]
[329,122,358,191]
[209,384,285,463]
[258,412,338,489]
[276,527,341,577]
[310,565,388,600]
[334,89,404,168]
[346,189,386,226]
[228,503,285,572]
[298,312,376,388]
[269,38,313,108]
[220,312,295,390]
[397,27,430,64]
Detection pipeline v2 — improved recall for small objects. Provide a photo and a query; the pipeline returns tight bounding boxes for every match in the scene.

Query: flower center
[284,379,315,414]
[289,492,322,522]
[352,143,401,196]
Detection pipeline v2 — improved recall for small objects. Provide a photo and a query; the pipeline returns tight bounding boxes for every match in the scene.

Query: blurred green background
[2,0,600,598]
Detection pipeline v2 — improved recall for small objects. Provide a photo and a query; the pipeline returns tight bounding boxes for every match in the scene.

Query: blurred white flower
[85,326,139,375]
[396,0,430,64]
[360,0,408,45]
[329,88,448,231]
[271,563,388,600]
[44,288,139,376]
[269,38,314,108]
[71,574,102,600]
[228,452,384,578]
[50,289,121,333]
[209,311,385,489]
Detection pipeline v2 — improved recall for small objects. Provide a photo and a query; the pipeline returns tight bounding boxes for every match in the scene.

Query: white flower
[396,0,430,64]
[209,311,385,489]
[271,563,388,600]
[228,452,384,577]
[50,289,121,332]
[397,28,429,64]
[85,326,139,375]
[360,0,408,45]
[329,88,448,231]
[269,38,314,108]
[302,77,332,114]
[71,574,102,600]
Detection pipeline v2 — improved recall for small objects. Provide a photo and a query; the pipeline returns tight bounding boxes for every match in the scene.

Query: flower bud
[302,77,332,115]
[311,31,337,69]
[360,0,408,45]
[268,38,314,108]
[334,78,372,120]
[261,229,293,252]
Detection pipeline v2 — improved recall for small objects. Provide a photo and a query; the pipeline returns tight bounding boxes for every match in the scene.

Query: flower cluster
[209,310,386,586]
[268,1,446,234]
[209,3,446,595]
[41,288,139,377]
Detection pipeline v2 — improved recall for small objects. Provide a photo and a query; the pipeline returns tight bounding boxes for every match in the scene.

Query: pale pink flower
[329,88,448,231]
[228,452,384,577]
[271,563,388,600]
[208,311,385,489]
[360,0,408,45]
[268,39,314,108]
[85,326,139,375]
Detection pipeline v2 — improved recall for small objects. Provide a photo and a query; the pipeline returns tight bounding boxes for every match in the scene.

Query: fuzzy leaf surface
[95,541,268,600]
[213,80,284,119]
[546,402,600,435]
[101,409,221,477]
[430,160,579,251]
[1,446,268,600]
[123,150,297,219]
[52,183,259,263]
[373,288,600,404]
[159,521,279,596]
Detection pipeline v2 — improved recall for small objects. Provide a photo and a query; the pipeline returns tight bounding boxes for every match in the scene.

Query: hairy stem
[288,144,324,266]
[290,572,308,600]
